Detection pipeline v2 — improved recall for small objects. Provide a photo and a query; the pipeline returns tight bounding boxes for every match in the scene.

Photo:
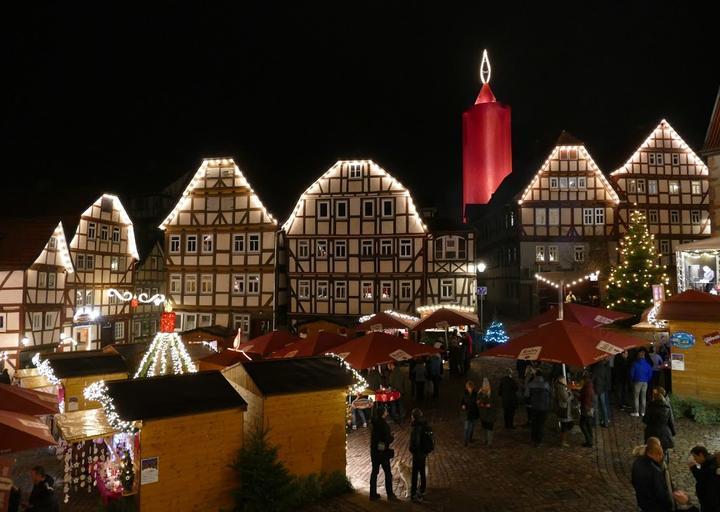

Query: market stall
[197,348,256,370]
[675,237,720,293]
[356,310,419,335]
[180,325,237,351]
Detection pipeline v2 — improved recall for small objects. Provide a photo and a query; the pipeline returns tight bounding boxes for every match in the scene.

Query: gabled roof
[44,351,129,379]
[702,87,720,155]
[106,371,247,421]
[239,356,356,396]
[555,130,584,146]
[657,290,720,321]
[0,218,73,271]
[70,194,139,260]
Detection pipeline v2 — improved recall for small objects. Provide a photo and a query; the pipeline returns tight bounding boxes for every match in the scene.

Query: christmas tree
[134,303,197,378]
[605,210,671,316]
[483,321,509,345]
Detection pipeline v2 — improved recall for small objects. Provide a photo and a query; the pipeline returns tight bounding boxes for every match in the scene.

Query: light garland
[535,270,600,289]
[83,381,136,433]
[54,222,75,274]
[108,288,166,306]
[646,303,667,329]
[32,353,61,386]
[358,309,420,325]
[134,332,197,378]
[324,352,369,396]
[416,304,475,315]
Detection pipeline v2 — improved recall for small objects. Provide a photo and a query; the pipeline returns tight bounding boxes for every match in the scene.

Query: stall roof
[45,351,129,379]
[657,290,720,321]
[56,408,116,443]
[106,371,247,422]
[238,356,356,396]
[676,237,720,252]
[103,343,148,369]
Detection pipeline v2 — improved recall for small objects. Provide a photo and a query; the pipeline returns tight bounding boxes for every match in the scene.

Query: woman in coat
[643,388,676,458]
[460,380,480,446]
[477,378,497,446]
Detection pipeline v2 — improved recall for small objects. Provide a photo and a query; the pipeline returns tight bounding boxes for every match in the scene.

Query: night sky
[3,3,719,221]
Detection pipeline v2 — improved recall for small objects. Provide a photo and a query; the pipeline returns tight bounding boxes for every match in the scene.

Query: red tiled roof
[702,87,720,155]
[0,218,60,269]
[657,290,720,321]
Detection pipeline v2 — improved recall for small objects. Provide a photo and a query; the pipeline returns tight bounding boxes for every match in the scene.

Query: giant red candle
[462,51,512,216]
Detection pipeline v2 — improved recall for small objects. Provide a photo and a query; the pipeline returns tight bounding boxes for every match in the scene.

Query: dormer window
[349,163,362,179]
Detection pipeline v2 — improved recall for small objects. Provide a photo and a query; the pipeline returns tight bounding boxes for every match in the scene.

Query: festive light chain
[483,321,509,343]
[416,304,475,314]
[83,381,136,433]
[108,289,166,306]
[324,352,369,396]
[134,332,197,378]
[646,303,667,328]
[358,309,420,325]
[534,270,600,289]
[32,353,61,386]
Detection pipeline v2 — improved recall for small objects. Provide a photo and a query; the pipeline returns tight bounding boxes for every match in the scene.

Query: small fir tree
[483,321,509,345]
[120,447,134,492]
[605,210,670,316]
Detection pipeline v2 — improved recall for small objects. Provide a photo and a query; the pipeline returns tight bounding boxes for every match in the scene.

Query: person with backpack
[526,370,551,447]
[369,408,398,501]
[409,408,433,503]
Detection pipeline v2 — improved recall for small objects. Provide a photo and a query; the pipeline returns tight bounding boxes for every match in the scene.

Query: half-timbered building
[283,159,476,325]
[425,219,477,308]
[0,219,74,370]
[62,194,138,349]
[611,120,712,267]
[160,158,278,340]
[132,240,166,343]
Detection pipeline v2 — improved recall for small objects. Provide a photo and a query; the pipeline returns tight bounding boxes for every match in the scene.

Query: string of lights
[83,381,137,433]
[324,352,368,396]
[534,270,600,289]
[358,310,420,325]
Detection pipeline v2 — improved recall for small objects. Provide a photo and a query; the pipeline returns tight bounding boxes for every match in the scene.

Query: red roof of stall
[0,384,59,416]
[269,331,348,358]
[237,330,300,356]
[330,332,441,370]
[509,304,633,336]
[657,290,720,321]
[412,308,478,332]
[0,410,57,453]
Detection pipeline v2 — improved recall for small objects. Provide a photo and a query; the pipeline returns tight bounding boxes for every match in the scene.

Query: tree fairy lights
[83,381,136,433]
[134,306,197,378]
[605,210,671,315]
[483,320,509,344]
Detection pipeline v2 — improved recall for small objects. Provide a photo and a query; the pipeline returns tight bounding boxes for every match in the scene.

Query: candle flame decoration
[480,49,491,84]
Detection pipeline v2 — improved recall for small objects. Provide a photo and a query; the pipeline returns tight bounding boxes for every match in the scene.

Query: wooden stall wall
[62,371,128,411]
[669,319,720,403]
[139,407,244,512]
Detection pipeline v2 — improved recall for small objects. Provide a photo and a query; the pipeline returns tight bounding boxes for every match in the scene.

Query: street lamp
[476,261,487,332]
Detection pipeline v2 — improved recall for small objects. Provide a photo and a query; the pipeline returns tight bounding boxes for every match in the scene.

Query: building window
[247,274,260,295]
[201,234,214,253]
[334,240,347,259]
[648,180,658,194]
[670,210,680,224]
[134,320,143,337]
[185,275,197,293]
[691,181,702,195]
[381,198,394,218]
[31,312,42,330]
[335,200,348,219]
[233,234,245,253]
[595,208,605,225]
[362,281,373,300]
[112,227,120,243]
[669,181,680,194]
[672,153,680,166]
[691,210,701,224]
[660,240,670,254]
[186,234,198,253]
[440,279,454,299]
[568,177,577,189]
[361,240,373,257]
[381,281,392,300]
[400,281,412,300]
[380,239,392,256]
[334,281,346,300]
[298,280,310,299]
[574,245,585,262]
[578,177,586,189]
[535,209,546,226]
[199,314,212,327]
[109,291,118,305]
[548,208,559,226]
[76,254,85,270]
[114,321,125,340]
[233,314,250,336]
[88,222,96,240]
[47,273,56,288]
[649,153,656,165]
[636,179,646,193]
[318,201,330,219]
[548,246,558,262]
[200,274,213,294]
[100,225,109,241]
[248,234,260,253]
[550,177,558,189]
[48,237,57,249]
[38,272,47,288]
[0,313,6,332]
[583,208,594,225]
[170,274,181,293]
[400,239,412,258]
[316,281,329,300]
[298,240,309,259]
[184,314,197,331]
[170,235,181,253]
[535,246,545,262]
[232,274,245,295]
[559,177,568,189]
[649,210,659,223]
[349,162,362,179]
[110,256,120,272]
[628,180,637,193]
[363,199,374,218]
[656,153,664,165]
[316,240,328,258]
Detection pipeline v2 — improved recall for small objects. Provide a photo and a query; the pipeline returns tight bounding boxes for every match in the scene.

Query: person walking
[413,359,427,402]
[498,368,519,429]
[555,376,574,448]
[387,362,406,423]
[688,446,720,512]
[409,408,433,503]
[428,354,442,399]
[630,349,653,417]
[460,380,479,446]
[368,409,397,501]
[477,377,496,446]
[643,388,676,461]
[613,350,631,409]
[578,372,595,448]
[632,437,674,512]
[526,370,551,447]
[592,360,611,427]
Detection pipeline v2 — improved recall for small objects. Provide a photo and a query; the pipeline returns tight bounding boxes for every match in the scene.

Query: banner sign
[596,340,623,355]
[518,346,541,361]
[703,331,720,346]
[670,331,696,350]
[389,349,412,361]
[593,315,615,325]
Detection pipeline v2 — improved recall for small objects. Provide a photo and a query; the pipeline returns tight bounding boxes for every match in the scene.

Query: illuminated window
[298,280,310,299]
[334,240,346,259]
[669,181,680,194]
[568,177,577,189]
[548,208,559,226]
[637,179,646,193]
[583,208,594,225]
[361,240,373,257]
[201,234,214,253]
[316,240,328,258]
[691,181,702,195]
[380,239,392,256]
[233,234,245,253]
[318,201,330,219]
[559,177,568,189]
[232,274,245,295]
[548,246,558,262]
[400,239,412,258]
[334,281,346,300]
[363,199,374,218]
[400,281,412,300]
[248,234,260,253]
[362,281,373,300]
[534,209,546,226]
[574,245,585,262]
[112,227,120,243]
[335,200,348,219]
[440,279,454,299]
[670,210,680,224]
[381,281,392,300]
[316,281,329,300]
[648,210,659,223]
[298,240,309,259]
[648,180,658,194]
[186,235,197,253]
[247,274,260,295]
[88,222,96,240]
[170,235,181,253]
[185,275,197,293]
[691,210,701,224]
[114,321,125,340]
[349,162,362,179]
[381,198,394,218]
[550,177,558,189]
[595,208,605,225]
[170,274,181,293]
[200,274,213,294]
[110,256,119,271]
[535,246,545,262]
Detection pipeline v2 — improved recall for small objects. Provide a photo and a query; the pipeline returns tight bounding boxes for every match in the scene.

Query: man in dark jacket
[26,466,57,512]
[409,408,430,502]
[689,446,720,511]
[498,368,519,429]
[632,438,674,512]
[369,409,397,501]
[643,390,676,454]
[613,350,630,409]
[526,371,551,447]
[428,355,442,399]
[592,360,612,427]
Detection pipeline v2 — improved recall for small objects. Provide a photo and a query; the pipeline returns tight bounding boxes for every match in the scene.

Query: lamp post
[476,261,487,332]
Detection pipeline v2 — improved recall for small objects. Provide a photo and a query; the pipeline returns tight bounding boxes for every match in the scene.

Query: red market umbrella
[357,311,418,331]
[329,332,441,370]
[238,330,300,357]
[0,384,59,416]
[0,410,57,454]
[412,307,478,332]
[508,303,633,337]
[481,319,645,367]
[269,332,348,358]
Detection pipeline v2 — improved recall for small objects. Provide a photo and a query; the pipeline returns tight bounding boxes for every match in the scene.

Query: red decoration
[130,298,139,309]
[462,82,512,214]
[160,312,176,333]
